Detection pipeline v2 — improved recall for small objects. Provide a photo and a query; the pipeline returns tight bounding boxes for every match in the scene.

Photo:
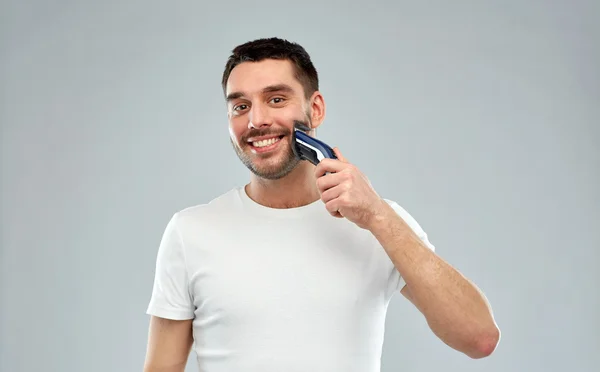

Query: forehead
[226,59,302,97]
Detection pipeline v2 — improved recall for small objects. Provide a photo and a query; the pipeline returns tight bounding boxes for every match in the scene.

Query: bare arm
[143,316,194,372]
[369,202,500,359]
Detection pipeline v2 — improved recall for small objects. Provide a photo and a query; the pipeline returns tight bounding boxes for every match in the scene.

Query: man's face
[225,59,319,180]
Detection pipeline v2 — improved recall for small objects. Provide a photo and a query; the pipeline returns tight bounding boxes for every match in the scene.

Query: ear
[308,91,326,130]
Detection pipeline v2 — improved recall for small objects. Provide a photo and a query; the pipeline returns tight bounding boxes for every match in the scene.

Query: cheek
[273,108,303,130]
[279,106,301,120]
[228,118,247,140]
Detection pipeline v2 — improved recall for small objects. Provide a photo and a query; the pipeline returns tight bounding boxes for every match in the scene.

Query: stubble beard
[231,136,300,180]
[231,115,311,180]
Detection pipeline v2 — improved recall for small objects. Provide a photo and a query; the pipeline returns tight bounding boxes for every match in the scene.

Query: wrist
[367,199,398,236]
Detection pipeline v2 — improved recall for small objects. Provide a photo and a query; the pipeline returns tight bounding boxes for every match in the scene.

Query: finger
[320,183,345,203]
[333,147,348,163]
[316,172,347,193]
[324,198,344,218]
[314,158,348,178]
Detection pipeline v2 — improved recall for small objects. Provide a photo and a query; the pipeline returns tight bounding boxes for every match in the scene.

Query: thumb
[333,147,348,162]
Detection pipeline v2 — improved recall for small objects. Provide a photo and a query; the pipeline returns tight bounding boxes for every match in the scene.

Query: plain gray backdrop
[1,1,598,371]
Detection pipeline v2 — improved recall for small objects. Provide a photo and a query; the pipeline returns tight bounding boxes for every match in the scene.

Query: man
[143,37,500,372]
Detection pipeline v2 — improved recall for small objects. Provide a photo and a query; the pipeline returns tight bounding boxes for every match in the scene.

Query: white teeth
[252,137,280,148]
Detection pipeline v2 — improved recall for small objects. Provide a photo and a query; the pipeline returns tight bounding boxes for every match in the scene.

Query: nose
[248,103,272,129]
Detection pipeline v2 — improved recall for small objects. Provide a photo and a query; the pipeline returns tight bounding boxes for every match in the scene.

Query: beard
[231,114,311,180]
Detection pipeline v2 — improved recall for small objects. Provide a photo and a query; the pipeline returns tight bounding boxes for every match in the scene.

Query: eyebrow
[226,84,295,102]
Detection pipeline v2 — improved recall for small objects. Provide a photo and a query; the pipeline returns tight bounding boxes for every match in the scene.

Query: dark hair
[221,37,319,99]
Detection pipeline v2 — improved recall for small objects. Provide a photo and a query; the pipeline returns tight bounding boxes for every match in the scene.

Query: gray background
[1,0,598,371]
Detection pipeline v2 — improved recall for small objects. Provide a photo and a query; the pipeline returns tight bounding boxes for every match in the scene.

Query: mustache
[242,127,292,142]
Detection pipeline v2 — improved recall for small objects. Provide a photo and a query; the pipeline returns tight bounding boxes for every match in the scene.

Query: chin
[252,161,300,180]
[248,152,300,180]
[232,137,301,180]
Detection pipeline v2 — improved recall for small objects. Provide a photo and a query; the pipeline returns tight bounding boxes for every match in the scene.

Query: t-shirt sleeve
[146,212,195,320]
[383,199,436,292]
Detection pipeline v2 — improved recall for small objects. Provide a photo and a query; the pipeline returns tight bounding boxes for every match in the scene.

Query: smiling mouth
[249,135,285,148]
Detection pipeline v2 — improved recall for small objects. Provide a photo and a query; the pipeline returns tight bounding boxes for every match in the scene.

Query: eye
[270,97,285,104]
[234,104,248,111]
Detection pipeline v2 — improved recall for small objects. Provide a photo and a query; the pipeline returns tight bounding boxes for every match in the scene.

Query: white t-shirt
[146,186,435,372]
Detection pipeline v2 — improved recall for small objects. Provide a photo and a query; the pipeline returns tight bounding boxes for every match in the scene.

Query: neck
[245,162,321,209]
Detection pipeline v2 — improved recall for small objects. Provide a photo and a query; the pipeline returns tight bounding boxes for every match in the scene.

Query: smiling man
[143,37,500,372]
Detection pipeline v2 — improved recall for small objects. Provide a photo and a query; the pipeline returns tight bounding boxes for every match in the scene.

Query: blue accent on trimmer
[291,122,337,165]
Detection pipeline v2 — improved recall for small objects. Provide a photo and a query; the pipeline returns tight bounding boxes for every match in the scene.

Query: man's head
[222,37,326,180]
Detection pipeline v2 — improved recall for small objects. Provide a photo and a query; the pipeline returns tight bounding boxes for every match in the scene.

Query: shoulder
[168,187,242,229]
